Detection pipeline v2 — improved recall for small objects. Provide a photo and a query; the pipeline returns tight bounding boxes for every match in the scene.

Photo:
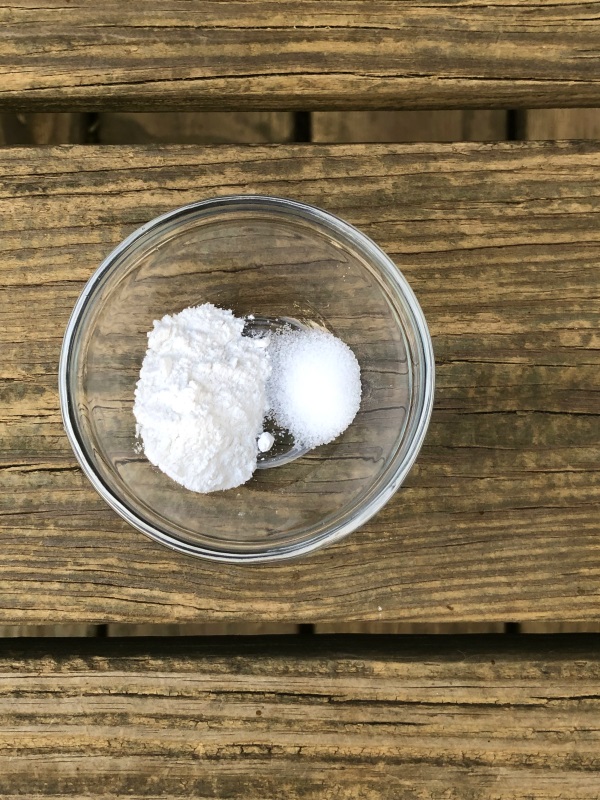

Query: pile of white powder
[134,305,270,493]
[134,304,361,493]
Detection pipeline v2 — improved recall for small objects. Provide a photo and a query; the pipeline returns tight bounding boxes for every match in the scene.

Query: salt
[267,328,361,449]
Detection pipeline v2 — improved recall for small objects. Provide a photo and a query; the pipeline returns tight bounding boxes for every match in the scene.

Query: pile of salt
[267,328,361,449]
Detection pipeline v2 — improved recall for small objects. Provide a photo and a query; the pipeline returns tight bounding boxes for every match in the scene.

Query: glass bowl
[59,196,434,562]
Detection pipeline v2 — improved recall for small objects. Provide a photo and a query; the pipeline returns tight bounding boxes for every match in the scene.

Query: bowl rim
[59,194,435,563]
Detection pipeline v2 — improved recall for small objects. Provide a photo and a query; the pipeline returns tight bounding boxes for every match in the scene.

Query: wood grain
[0,112,88,639]
[0,635,599,798]
[7,109,500,638]
[2,1,600,111]
[311,109,508,637]
[0,142,598,625]
[0,108,299,639]
[509,108,600,636]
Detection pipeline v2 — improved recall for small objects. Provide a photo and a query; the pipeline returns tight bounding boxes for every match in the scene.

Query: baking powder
[133,304,270,493]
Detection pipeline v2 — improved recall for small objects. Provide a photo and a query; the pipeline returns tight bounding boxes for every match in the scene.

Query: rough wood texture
[508,109,600,637]
[313,110,507,142]
[1,142,599,625]
[0,635,599,798]
[312,109,509,638]
[0,107,299,638]
[2,1,600,111]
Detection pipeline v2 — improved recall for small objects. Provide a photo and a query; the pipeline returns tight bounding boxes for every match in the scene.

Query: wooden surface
[516,108,600,637]
[3,1,600,112]
[97,109,503,646]
[0,108,509,638]
[1,141,598,626]
[0,109,300,639]
[0,635,598,798]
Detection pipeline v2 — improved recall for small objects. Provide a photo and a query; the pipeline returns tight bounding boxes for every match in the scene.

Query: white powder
[134,305,362,494]
[267,328,361,449]
[133,304,270,493]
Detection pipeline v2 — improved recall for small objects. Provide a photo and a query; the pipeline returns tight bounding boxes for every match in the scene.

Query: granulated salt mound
[268,327,361,449]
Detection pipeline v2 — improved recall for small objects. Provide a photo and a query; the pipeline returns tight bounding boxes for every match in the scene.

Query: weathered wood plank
[0,111,93,640]
[0,142,598,625]
[0,636,599,798]
[0,108,298,639]
[2,1,600,111]
[312,109,508,636]
[0,107,303,645]
[511,109,600,636]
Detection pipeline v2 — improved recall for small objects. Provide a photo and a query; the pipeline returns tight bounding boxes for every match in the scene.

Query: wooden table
[0,2,599,797]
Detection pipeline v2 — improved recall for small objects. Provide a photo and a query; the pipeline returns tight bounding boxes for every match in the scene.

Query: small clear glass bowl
[59,196,434,562]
